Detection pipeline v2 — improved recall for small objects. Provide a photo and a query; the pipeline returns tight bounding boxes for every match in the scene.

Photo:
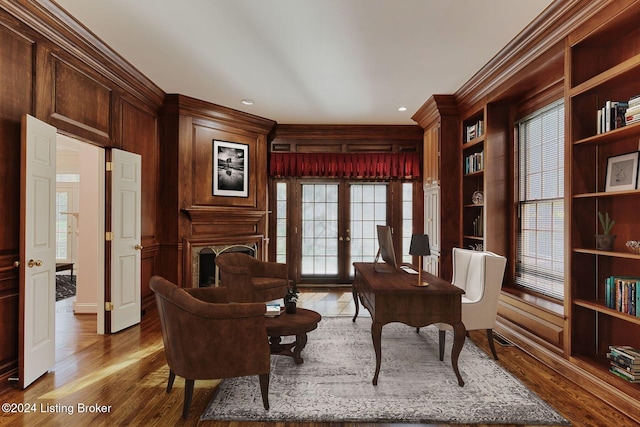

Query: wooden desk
[352,262,465,386]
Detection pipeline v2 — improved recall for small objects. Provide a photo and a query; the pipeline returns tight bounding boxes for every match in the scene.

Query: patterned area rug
[202,317,570,425]
[56,275,76,301]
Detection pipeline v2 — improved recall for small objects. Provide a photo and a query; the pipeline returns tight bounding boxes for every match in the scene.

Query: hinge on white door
[105,161,114,171]
[105,231,114,241]
[105,302,114,311]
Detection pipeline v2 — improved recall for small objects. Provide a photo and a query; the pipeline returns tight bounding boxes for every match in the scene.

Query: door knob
[27,259,43,268]
[134,245,143,250]
[345,237,351,241]
[339,237,344,241]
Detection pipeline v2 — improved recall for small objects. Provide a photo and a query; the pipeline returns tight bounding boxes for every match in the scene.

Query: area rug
[201,317,570,425]
[56,274,76,301]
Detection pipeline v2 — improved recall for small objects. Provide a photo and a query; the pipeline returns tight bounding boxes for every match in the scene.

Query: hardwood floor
[0,289,636,427]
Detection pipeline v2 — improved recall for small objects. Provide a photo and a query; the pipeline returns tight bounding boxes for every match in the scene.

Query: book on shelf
[610,365,640,383]
[598,100,629,133]
[605,276,640,316]
[464,151,484,174]
[465,120,484,142]
[608,353,640,372]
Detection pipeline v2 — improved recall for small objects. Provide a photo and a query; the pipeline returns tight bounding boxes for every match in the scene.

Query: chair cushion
[251,277,288,291]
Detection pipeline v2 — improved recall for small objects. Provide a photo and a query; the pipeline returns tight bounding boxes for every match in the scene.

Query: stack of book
[465,120,484,142]
[626,95,640,125]
[265,303,281,317]
[605,276,639,316]
[608,345,640,383]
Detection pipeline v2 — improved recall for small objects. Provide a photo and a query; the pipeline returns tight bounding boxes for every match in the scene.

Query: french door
[297,181,389,284]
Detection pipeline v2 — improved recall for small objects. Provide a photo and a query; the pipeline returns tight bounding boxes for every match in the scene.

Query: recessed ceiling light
[398,106,407,112]
[241,99,254,105]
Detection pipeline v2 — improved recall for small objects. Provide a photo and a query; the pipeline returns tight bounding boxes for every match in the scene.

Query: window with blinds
[515,100,565,300]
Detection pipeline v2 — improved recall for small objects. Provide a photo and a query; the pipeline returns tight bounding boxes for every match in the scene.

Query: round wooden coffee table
[264,308,322,364]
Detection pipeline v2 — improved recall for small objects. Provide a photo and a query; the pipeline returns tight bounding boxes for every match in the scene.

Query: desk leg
[451,322,466,386]
[371,322,383,385]
[351,287,360,322]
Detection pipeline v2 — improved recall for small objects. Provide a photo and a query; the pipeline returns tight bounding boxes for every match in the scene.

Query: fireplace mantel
[183,207,267,223]
[182,208,268,236]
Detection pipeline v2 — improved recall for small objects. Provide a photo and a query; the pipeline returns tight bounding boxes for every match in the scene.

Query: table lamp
[409,234,431,286]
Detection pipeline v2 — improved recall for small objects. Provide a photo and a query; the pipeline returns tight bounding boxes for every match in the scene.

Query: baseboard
[72,302,97,313]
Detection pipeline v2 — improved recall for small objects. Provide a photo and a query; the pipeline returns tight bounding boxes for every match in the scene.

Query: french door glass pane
[56,191,69,260]
[276,182,287,263]
[402,183,413,263]
[301,184,338,276]
[350,183,387,276]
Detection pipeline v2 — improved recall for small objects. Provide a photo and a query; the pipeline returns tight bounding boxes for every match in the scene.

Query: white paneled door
[109,149,142,333]
[19,114,57,388]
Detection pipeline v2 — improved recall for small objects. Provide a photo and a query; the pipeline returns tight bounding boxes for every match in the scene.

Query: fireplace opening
[197,244,256,287]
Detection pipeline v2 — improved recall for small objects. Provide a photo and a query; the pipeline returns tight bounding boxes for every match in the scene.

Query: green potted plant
[596,211,616,251]
[284,285,299,314]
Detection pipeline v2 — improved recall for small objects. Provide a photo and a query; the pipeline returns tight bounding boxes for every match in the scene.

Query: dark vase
[285,301,296,314]
[595,234,616,251]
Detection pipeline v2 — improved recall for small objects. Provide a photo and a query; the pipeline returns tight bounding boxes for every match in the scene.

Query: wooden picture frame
[604,151,640,192]
[213,140,249,197]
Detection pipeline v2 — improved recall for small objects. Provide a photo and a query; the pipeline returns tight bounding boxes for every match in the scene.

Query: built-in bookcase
[462,110,485,250]
[568,1,640,396]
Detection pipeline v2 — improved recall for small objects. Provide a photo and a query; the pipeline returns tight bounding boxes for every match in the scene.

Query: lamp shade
[409,234,431,256]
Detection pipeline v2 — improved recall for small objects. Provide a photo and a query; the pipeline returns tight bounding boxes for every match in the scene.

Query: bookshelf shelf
[569,53,640,98]
[574,299,640,326]
[573,248,640,260]
[462,135,484,149]
[572,120,640,146]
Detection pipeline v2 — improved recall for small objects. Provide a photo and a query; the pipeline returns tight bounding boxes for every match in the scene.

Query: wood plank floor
[0,288,637,427]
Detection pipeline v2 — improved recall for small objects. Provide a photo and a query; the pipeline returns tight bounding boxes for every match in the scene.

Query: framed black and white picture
[213,140,249,197]
[604,151,640,192]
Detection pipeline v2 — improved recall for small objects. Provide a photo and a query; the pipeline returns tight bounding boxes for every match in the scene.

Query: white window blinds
[516,100,565,300]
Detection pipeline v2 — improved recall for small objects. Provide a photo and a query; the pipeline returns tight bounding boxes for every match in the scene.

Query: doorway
[55,135,105,328]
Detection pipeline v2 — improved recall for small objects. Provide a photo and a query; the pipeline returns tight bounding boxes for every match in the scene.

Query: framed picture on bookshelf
[604,151,640,192]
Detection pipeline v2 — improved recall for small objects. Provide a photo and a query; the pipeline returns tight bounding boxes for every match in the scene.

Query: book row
[464,152,484,175]
[605,276,640,316]
[596,95,640,134]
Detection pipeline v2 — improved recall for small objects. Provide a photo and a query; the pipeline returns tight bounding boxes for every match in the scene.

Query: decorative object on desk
[284,285,299,314]
[604,151,639,192]
[471,190,484,205]
[409,233,431,286]
[595,211,616,251]
[201,318,569,425]
[626,240,640,254]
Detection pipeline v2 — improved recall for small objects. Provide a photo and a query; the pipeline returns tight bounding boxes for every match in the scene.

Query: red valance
[269,152,421,179]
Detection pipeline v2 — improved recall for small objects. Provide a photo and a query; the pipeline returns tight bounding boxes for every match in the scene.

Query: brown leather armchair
[215,252,289,302]
[149,276,270,419]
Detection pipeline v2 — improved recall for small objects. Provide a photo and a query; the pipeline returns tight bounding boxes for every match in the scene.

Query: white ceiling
[54,0,554,125]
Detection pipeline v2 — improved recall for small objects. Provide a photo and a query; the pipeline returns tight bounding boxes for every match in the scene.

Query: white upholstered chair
[437,247,507,360]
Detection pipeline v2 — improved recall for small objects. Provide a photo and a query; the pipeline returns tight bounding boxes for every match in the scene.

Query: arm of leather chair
[252,259,288,279]
[185,286,229,304]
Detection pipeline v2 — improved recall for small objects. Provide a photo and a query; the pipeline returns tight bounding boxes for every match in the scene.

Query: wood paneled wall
[159,95,276,286]
[0,1,163,392]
